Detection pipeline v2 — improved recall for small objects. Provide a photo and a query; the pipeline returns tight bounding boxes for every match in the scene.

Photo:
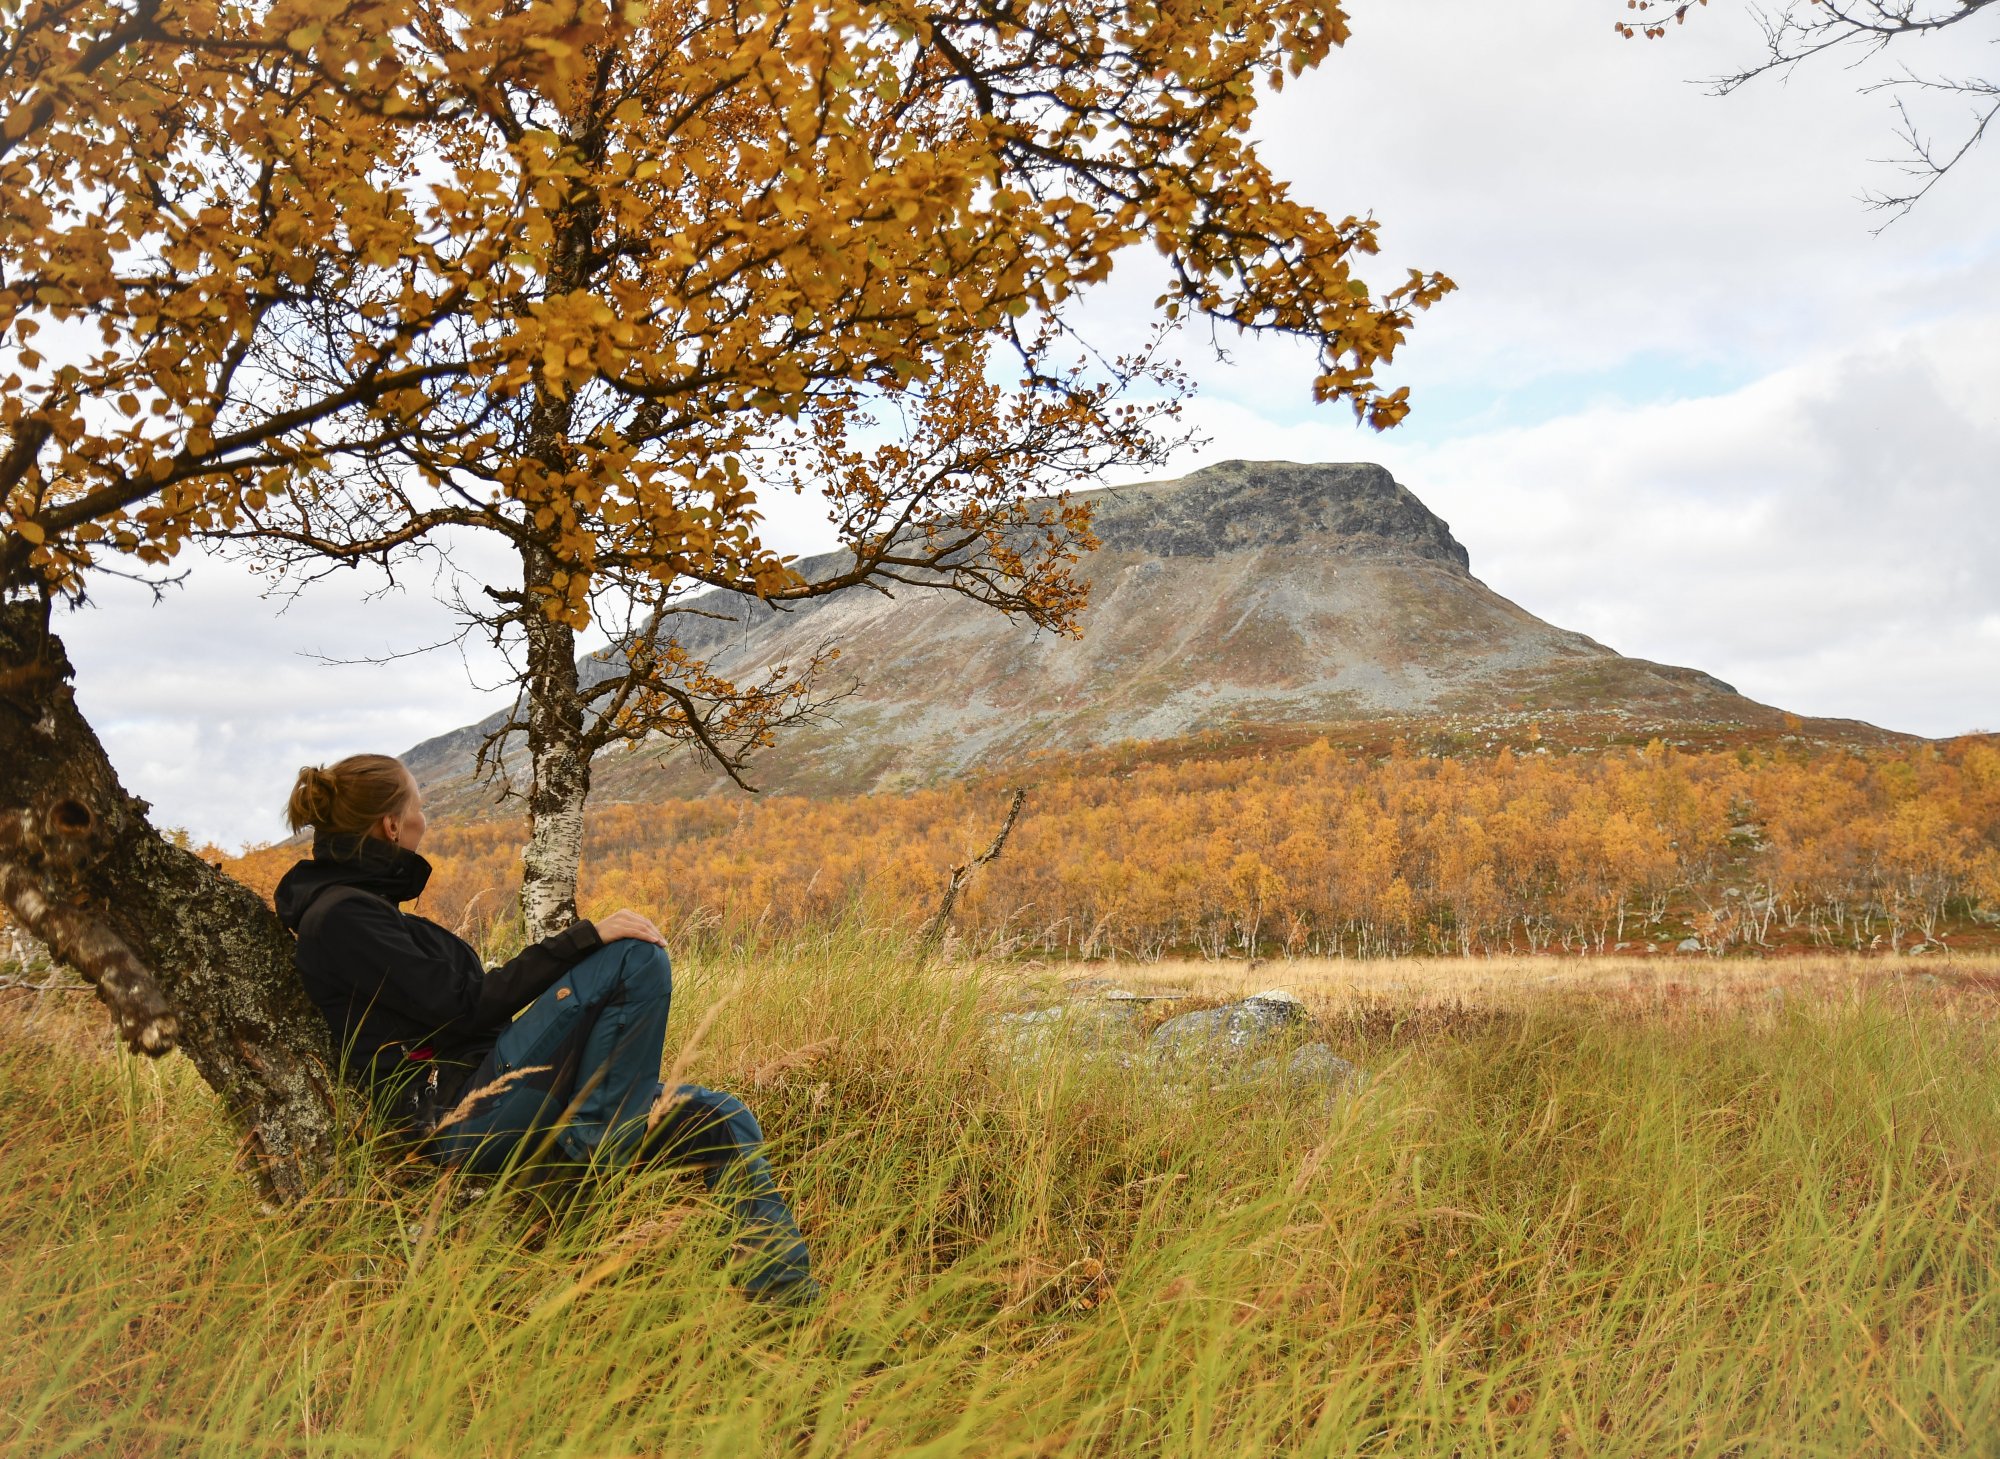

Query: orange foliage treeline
[230,736,2000,959]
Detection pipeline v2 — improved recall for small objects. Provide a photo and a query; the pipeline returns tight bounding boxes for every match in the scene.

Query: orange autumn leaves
[4,0,1451,622]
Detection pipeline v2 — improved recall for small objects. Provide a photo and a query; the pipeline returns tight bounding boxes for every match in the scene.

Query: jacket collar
[308,831,434,904]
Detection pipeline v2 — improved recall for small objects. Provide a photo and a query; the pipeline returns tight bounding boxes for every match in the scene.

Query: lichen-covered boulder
[992,993,1146,1058]
[1147,988,1308,1063]
[1244,1042,1366,1093]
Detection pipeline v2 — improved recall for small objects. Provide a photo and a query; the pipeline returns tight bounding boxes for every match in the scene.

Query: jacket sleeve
[471,920,604,1030]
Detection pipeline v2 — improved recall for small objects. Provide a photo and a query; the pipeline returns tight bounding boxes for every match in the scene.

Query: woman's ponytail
[286,755,412,838]
[285,766,337,833]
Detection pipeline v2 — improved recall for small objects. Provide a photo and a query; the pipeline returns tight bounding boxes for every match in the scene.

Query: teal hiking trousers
[425,939,813,1297]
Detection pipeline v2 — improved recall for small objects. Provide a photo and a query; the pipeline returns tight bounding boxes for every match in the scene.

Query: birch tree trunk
[504,181,604,939]
[517,539,593,945]
[0,601,337,1201]
[510,189,600,947]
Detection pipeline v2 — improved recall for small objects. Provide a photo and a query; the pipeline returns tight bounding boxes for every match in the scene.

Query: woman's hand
[590,908,665,946]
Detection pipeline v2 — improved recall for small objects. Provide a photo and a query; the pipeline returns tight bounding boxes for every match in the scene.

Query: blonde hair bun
[285,755,412,838]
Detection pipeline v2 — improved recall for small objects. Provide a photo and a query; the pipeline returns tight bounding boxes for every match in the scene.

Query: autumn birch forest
[231,730,2000,962]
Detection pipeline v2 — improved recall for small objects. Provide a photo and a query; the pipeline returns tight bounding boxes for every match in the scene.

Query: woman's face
[381,770,428,853]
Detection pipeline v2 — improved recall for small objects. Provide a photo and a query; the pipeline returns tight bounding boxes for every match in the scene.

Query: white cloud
[58,558,520,849]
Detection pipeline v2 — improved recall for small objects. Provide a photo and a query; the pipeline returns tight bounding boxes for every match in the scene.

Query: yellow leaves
[285,24,324,52]
[12,518,46,545]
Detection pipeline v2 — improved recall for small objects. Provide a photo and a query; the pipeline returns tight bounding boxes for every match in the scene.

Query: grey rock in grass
[992,994,1146,1056]
[1676,937,1703,953]
[1244,1042,1366,1094]
[1148,988,1307,1062]
[994,987,1366,1097]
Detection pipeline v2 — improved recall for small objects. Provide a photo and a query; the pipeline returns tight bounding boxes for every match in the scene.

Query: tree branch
[0,807,179,1055]
[921,789,1028,955]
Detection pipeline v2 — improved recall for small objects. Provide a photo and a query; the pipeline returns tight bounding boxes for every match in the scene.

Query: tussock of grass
[3,941,1998,1456]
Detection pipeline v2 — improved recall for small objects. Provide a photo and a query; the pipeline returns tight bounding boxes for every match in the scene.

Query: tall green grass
[4,937,1998,1457]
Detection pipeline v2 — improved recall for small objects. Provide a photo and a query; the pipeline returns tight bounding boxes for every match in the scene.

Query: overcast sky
[59,0,2000,848]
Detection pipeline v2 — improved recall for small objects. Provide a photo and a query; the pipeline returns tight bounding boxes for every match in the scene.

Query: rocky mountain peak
[409,460,1804,806]
[1080,460,1471,569]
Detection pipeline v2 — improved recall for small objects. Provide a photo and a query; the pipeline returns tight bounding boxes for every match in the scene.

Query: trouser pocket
[492,973,596,1096]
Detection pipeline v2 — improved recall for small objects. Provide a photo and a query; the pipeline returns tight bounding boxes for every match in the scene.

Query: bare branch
[1633,0,2000,215]
[921,789,1029,955]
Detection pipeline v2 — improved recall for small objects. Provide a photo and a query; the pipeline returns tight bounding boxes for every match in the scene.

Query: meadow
[5,938,1998,1457]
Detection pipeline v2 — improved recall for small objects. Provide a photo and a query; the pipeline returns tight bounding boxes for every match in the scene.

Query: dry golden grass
[6,934,2000,1456]
[1081,950,2000,1014]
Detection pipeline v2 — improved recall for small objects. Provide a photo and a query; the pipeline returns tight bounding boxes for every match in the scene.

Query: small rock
[1246,987,1307,1011]
[1676,937,1703,953]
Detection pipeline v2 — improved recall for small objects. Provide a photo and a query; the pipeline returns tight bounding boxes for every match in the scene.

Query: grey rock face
[405,458,1817,808]
[1148,988,1308,1061]
[1078,461,1471,569]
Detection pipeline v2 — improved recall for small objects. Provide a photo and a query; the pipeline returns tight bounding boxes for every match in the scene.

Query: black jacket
[274,834,602,1100]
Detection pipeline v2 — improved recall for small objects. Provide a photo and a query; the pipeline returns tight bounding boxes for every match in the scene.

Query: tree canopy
[8,0,1454,601]
[0,0,1452,1184]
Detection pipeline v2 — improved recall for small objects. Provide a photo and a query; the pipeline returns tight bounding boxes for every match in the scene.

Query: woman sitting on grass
[272,753,815,1304]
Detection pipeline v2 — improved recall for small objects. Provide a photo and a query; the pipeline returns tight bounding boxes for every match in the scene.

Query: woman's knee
[612,938,671,999]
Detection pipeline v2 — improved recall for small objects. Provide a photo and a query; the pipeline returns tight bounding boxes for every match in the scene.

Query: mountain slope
[405,460,1897,804]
